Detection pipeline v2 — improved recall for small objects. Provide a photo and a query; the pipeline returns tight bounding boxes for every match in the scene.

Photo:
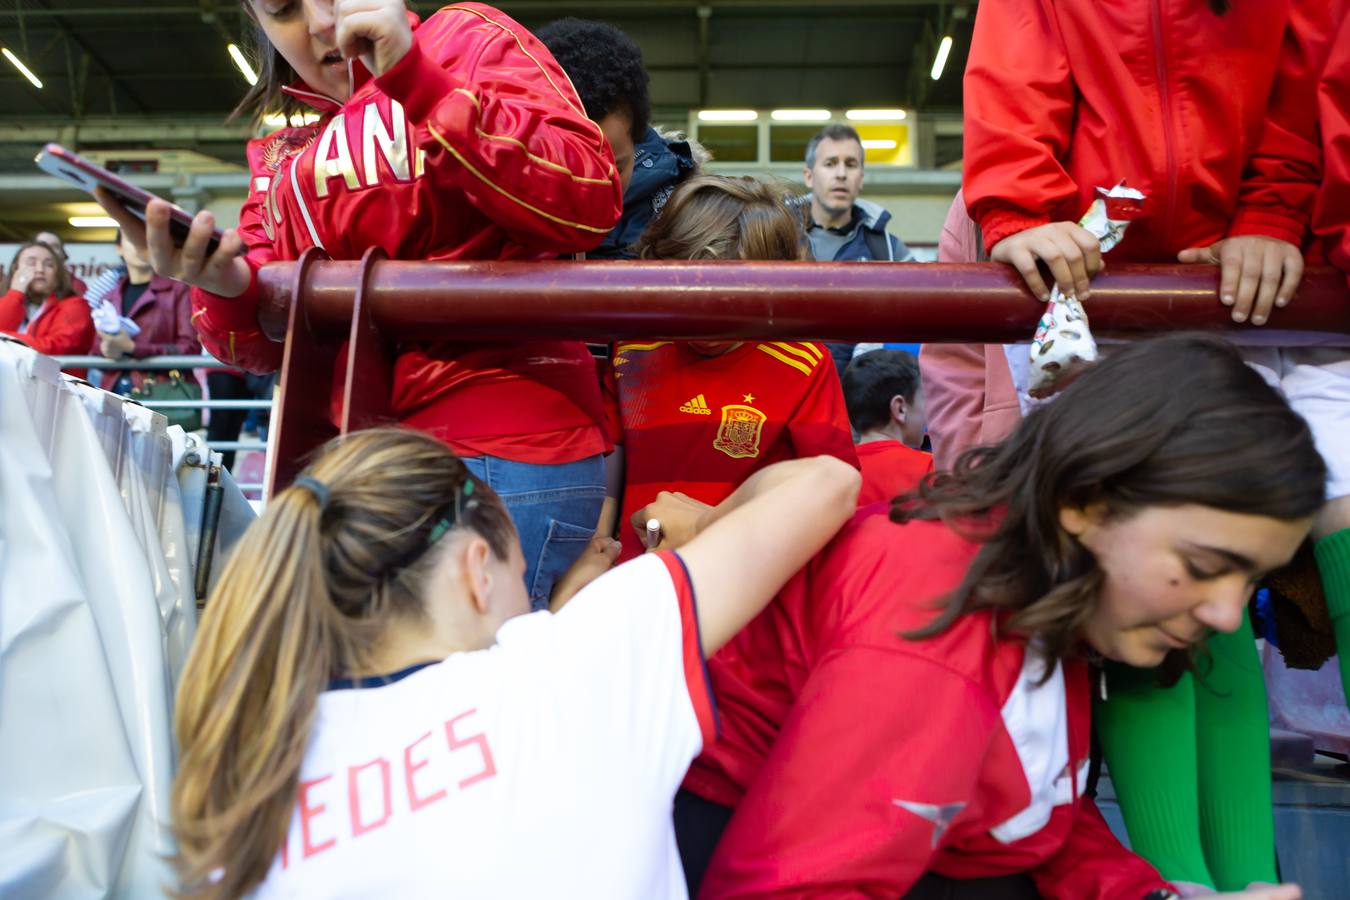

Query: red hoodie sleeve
[961,0,1079,251]
[1030,798,1173,900]
[375,4,622,252]
[188,161,285,374]
[1312,3,1350,277]
[0,292,95,356]
[1228,0,1330,245]
[698,648,1000,898]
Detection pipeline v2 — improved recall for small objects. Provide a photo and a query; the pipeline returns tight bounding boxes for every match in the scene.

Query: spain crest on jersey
[713,403,766,459]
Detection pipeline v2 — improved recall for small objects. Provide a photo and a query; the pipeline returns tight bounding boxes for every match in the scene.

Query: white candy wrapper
[1026,183,1145,398]
[89,297,141,337]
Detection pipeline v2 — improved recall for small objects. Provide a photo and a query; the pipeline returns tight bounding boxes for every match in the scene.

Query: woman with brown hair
[170,427,858,899]
[0,241,93,360]
[673,335,1320,900]
[602,174,857,560]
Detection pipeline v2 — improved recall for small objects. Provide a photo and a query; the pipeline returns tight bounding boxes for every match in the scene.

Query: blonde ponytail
[170,429,515,898]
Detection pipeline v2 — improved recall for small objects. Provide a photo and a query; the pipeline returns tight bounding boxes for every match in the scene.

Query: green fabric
[1194,615,1278,889]
[1096,663,1214,888]
[1315,526,1350,709]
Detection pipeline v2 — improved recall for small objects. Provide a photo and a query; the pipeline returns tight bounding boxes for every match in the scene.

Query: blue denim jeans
[461,454,606,610]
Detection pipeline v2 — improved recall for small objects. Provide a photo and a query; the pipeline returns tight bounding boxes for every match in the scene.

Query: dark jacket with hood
[589,127,701,260]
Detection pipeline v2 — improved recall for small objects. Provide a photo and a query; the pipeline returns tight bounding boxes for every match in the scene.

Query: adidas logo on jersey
[679,394,713,415]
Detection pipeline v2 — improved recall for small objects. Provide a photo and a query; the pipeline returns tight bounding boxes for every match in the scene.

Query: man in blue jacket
[802,124,913,375]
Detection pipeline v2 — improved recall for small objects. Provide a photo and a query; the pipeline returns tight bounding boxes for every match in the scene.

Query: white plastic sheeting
[0,339,255,898]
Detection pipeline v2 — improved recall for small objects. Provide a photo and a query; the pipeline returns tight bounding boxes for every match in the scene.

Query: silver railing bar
[52,354,232,370]
[139,399,273,409]
[206,441,267,452]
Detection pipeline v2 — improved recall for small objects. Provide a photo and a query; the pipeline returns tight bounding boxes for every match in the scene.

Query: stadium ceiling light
[1,48,43,89]
[930,35,954,81]
[697,109,758,122]
[846,108,907,121]
[227,43,259,87]
[69,216,119,228]
[861,139,898,150]
[770,109,831,122]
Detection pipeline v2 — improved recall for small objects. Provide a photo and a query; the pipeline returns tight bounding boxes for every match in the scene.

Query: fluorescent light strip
[697,109,758,122]
[846,109,907,121]
[227,43,259,87]
[930,35,954,81]
[861,139,898,150]
[69,216,119,228]
[770,109,831,122]
[2,48,43,89]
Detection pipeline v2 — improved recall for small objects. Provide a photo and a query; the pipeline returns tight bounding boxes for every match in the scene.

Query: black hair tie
[293,476,331,510]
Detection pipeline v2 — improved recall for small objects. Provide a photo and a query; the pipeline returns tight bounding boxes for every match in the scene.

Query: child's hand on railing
[1178,235,1304,326]
[989,221,1104,302]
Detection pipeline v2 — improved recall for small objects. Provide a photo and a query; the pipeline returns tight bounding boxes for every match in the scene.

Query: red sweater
[190,5,622,463]
[963,0,1324,258]
[688,512,1172,899]
[604,341,858,561]
[0,289,95,367]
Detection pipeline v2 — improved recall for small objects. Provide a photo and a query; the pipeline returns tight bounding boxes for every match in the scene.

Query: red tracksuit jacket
[962,0,1324,258]
[191,4,622,462]
[0,290,95,358]
[1314,2,1350,280]
[688,512,1172,899]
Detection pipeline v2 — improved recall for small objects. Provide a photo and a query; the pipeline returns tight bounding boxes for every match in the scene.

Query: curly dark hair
[535,18,651,142]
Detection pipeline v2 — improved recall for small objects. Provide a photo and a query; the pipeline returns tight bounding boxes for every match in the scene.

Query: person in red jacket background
[0,242,95,369]
[671,337,1317,900]
[99,0,624,607]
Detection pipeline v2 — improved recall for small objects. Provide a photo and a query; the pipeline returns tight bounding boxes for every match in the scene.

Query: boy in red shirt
[603,176,857,560]
[842,348,933,506]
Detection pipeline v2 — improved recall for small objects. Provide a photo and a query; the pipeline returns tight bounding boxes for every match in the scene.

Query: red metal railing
[256,248,1350,494]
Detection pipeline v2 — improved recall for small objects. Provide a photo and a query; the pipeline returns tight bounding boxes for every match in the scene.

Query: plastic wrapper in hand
[89,296,141,337]
[1027,184,1145,398]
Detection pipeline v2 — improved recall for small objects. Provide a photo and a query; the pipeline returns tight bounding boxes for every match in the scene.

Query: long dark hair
[896,335,1325,666]
[230,4,305,124]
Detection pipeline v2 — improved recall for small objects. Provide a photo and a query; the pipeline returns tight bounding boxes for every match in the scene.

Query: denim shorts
[461,453,606,610]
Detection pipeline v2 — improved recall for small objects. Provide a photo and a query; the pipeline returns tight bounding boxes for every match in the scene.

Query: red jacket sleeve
[785,344,861,470]
[188,170,285,374]
[1030,798,1173,900]
[375,5,623,252]
[961,0,1079,251]
[1312,4,1350,277]
[1227,0,1330,245]
[133,281,202,357]
[0,292,95,356]
[699,648,1001,898]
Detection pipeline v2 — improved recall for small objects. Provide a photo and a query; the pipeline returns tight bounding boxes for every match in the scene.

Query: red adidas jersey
[687,511,1172,899]
[854,439,933,507]
[605,341,858,562]
[190,5,622,463]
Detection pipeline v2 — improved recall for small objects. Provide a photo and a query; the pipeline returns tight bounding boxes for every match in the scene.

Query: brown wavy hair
[895,335,1325,670]
[636,174,809,261]
[171,428,516,898]
[6,242,73,299]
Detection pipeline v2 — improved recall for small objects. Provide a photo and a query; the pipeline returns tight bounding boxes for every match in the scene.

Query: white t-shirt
[252,551,716,900]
